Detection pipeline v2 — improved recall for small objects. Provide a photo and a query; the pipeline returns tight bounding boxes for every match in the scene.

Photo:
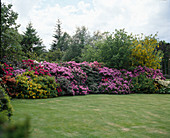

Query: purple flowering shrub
[13,69,26,76]
[43,61,166,95]
[98,67,133,94]
[43,61,90,95]
[61,61,103,94]
[133,66,165,80]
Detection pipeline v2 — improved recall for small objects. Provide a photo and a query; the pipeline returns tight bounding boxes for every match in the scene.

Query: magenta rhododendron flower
[8,73,13,76]
[34,71,39,75]
[9,67,13,70]
[4,63,9,66]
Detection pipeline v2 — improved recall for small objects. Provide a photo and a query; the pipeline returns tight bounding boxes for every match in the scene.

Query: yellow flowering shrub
[16,71,60,99]
[130,35,163,69]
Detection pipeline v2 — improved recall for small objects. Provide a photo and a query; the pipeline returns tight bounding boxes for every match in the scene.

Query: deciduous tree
[1,3,22,60]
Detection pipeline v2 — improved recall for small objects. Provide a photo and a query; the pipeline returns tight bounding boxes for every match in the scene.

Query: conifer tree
[51,19,70,52]
[21,22,45,56]
[51,19,62,51]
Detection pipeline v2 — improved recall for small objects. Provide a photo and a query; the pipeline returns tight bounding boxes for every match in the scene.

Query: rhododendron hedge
[0,59,168,98]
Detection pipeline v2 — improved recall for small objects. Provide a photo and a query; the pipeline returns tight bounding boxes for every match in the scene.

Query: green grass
[11,94,170,138]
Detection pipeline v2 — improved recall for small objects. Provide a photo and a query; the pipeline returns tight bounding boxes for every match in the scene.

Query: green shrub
[159,87,170,94]
[57,77,73,96]
[80,64,102,93]
[0,87,30,138]
[16,71,60,99]
[0,86,13,123]
[131,74,158,94]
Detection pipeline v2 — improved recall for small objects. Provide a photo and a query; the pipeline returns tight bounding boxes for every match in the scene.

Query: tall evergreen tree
[51,19,70,52]
[51,19,62,51]
[21,22,45,56]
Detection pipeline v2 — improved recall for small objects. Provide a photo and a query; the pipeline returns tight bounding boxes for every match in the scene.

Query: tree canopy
[1,3,22,60]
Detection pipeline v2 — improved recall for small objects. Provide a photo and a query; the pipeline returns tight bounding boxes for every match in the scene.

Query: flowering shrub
[13,69,26,76]
[21,59,34,69]
[21,59,51,76]
[133,66,165,80]
[1,59,167,97]
[0,75,18,97]
[56,77,73,96]
[15,71,60,99]
[43,61,90,95]
[0,63,14,77]
[98,67,133,94]
[79,63,102,93]
[154,79,170,94]
[43,61,166,95]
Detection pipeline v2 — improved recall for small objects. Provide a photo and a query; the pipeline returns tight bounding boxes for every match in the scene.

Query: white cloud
[2,0,170,50]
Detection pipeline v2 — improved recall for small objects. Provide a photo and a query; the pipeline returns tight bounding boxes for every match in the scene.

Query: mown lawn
[11,94,170,138]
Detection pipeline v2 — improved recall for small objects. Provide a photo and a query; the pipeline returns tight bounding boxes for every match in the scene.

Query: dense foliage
[157,41,170,75]
[1,3,22,61]
[0,86,13,122]
[82,29,133,69]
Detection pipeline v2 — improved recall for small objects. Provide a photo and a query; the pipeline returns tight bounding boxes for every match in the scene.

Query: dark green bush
[131,74,157,94]
[159,86,170,94]
[57,77,73,96]
[0,86,30,138]
[0,86,13,122]
[80,65,102,93]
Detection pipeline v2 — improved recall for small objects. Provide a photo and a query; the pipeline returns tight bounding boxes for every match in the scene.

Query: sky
[2,0,170,50]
